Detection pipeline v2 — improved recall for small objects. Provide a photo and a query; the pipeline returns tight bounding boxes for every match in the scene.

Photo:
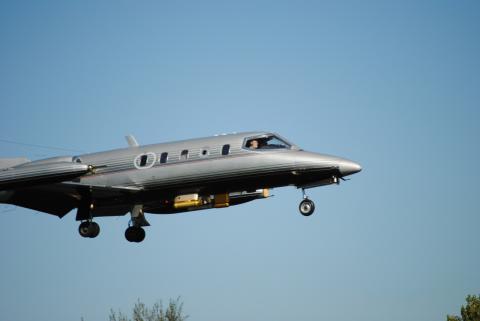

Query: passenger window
[200,149,209,157]
[134,152,156,169]
[160,152,168,164]
[181,150,189,160]
[222,144,230,155]
[140,154,148,167]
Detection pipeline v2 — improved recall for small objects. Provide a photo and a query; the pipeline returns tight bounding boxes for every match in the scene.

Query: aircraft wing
[0,158,30,169]
[5,185,79,217]
[4,182,142,218]
[0,161,91,190]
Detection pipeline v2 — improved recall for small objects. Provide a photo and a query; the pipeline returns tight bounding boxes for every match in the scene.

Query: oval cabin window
[134,152,156,169]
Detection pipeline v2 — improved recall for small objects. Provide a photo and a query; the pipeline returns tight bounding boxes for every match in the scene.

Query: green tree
[447,295,480,321]
[109,297,188,321]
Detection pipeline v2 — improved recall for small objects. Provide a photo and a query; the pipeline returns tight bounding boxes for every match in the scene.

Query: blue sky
[0,1,479,320]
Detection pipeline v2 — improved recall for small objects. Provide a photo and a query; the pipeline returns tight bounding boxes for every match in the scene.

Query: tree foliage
[109,297,188,321]
[447,295,480,321]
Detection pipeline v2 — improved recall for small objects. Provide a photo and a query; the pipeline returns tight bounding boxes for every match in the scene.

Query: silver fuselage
[0,131,361,217]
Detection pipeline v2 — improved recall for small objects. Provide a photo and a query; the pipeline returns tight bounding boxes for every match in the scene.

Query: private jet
[0,132,362,242]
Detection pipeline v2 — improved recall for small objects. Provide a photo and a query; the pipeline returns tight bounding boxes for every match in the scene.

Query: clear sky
[0,1,479,320]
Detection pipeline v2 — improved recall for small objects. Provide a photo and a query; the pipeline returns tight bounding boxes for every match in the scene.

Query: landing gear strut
[125,204,149,243]
[299,189,315,216]
[77,201,101,238]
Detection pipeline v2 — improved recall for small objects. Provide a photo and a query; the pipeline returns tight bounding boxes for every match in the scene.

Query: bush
[447,295,480,321]
[109,297,188,321]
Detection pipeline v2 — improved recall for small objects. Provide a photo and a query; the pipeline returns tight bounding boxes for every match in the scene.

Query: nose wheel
[299,189,315,216]
[299,199,315,216]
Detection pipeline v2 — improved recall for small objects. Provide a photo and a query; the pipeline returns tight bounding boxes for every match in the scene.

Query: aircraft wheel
[125,226,145,243]
[78,221,100,238]
[135,227,146,242]
[88,222,100,238]
[79,222,90,237]
[299,199,315,216]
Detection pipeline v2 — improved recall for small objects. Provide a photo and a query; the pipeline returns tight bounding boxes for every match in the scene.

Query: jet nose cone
[339,160,362,177]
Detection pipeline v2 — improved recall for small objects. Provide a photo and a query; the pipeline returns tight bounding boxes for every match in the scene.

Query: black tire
[125,226,136,242]
[78,221,91,237]
[135,227,146,243]
[299,199,315,216]
[125,226,146,243]
[88,222,100,238]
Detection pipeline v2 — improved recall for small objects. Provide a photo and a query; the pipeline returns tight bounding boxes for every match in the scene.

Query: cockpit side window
[245,135,291,150]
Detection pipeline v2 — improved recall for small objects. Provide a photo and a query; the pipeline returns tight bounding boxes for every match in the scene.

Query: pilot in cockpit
[248,139,259,149]
[247,136,289,150]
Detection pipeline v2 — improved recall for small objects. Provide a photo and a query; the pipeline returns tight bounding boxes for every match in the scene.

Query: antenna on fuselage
[125,135,139,147]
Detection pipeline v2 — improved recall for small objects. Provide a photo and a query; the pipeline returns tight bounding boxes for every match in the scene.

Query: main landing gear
[299,189,315,216]
[78,221,100,238]
[76,202,150,242]
[77,202,101,238]
[125,204,149,243]
[125,225,145,243]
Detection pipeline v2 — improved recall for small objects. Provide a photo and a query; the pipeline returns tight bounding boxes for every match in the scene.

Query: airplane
[0,131,362,242]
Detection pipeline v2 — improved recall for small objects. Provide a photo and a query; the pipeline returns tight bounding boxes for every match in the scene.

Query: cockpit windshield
[245,135,291,150]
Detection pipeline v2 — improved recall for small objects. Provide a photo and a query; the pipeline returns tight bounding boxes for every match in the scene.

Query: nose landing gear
[299,189,315,216]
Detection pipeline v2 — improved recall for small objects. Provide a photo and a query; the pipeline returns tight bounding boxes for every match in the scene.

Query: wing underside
[2,183,140,218]
[6,187,78,217]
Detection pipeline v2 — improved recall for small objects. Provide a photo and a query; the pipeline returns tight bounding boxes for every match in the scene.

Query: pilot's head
[249,140,259,149]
